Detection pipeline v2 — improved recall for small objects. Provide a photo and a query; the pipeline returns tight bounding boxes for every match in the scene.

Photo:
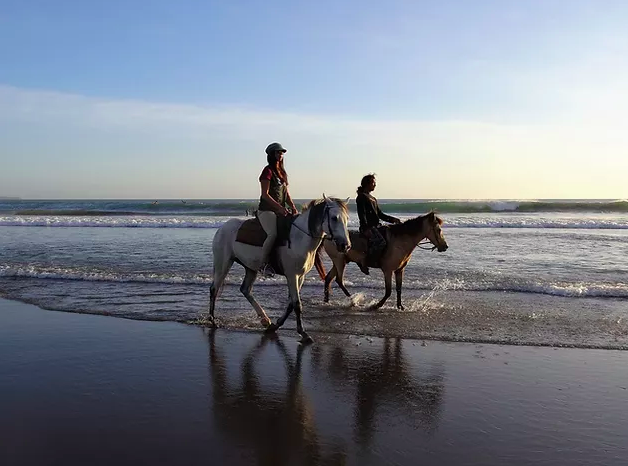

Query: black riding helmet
[265,142,287,155]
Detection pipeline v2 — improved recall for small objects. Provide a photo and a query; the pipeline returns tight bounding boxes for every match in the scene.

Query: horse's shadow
[206,330,446,462]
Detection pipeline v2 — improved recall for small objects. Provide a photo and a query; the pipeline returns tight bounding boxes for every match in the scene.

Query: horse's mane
[302,198,349,235]
[389,211,443,236]
[301,198,349,215]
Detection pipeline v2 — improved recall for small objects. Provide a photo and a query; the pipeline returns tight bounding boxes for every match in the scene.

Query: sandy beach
[1,298,627,466]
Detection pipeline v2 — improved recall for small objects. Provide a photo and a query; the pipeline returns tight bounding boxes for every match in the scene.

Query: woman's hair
[356,173,376,195]
[266,152,288,185]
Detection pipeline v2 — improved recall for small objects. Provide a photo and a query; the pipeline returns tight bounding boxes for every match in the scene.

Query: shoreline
[3,295,627,351]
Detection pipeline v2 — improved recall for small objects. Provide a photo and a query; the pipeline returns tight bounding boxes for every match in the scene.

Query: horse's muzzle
[437,244,448,252]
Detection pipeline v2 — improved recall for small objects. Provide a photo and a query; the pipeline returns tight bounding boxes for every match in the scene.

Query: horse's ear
[344,197,350,203]
[323,193,329,201]
[427,211,435,222]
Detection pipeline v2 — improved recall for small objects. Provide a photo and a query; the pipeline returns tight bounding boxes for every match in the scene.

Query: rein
[291,205,334,241]
[417,240,436,251]
[417,222,440,251]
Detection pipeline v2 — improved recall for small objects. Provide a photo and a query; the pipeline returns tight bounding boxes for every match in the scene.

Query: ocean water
[1,199,627,348]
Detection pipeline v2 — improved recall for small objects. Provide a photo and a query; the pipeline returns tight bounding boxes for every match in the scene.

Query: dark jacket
[356,192,398,233]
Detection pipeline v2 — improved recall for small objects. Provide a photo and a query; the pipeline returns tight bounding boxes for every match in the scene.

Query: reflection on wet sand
[310,338,445,446]
[206,330,445,464]
[208,330,344,465]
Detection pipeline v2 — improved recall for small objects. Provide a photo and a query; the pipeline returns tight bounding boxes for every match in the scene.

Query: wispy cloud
[1,85,627,199]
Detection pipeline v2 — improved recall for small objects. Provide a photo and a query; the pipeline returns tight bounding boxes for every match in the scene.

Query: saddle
[235,214,296,275]
[235,213,295,247]
[348,225,390,267]
[236,215,297,275]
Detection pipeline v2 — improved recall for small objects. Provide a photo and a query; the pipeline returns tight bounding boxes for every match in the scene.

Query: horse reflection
[310,338,445,445]
[207,331,445,463]
[207,330,346,465]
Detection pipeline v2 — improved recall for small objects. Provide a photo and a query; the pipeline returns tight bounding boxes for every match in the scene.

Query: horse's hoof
[265,323,279,334]
[299,333,314,345]
[397,304,405,311]
[263,332,279,342]
[261,317,272,328]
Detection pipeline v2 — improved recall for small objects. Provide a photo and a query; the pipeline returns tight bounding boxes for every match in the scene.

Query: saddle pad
[236,218,266,247]
[235,215,297,248]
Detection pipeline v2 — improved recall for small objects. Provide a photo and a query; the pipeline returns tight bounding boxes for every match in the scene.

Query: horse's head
[424,212,448,252]
[321,194,351,253]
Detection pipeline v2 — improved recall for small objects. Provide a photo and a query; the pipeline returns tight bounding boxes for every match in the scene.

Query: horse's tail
[314,242,327,281]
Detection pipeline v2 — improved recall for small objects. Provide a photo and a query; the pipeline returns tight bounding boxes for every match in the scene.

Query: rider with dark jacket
[349,174,400,275]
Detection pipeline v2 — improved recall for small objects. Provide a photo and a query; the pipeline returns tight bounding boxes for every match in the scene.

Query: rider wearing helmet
[257,142,298,274]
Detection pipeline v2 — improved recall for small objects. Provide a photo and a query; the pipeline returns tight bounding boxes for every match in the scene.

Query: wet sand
[1,299,627,466]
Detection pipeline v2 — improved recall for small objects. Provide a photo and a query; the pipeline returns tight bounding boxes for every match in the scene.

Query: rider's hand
[278,207,289,217]
[289,204,298,215]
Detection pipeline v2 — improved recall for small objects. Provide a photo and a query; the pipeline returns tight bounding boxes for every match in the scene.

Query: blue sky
[1,0,627,199]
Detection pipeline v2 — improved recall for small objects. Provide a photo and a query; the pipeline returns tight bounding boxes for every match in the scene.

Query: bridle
[417,221,442,251]
[291,203,338,241]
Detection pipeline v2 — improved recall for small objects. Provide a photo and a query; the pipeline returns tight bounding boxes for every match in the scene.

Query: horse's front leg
[324,266,337,303]
[293,274,313,344]
[372,269,393,309]
[335,259,352,298]
[265,274,299,334]
[395,268,405,310]
[268,274,312,343]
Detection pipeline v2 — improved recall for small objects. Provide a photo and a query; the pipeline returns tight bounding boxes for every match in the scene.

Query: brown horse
[316,212,448,310]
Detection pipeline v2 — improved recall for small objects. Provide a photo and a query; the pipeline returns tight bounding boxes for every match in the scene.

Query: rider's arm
[285,187,298,214]
[377,204,401,224]
[260,180,288,216]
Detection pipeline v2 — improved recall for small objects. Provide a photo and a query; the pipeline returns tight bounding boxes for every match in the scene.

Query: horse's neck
[290,210,323,253]
[395,219,427,253]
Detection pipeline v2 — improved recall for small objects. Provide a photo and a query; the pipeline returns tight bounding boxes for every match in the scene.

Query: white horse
[209,196,351,343]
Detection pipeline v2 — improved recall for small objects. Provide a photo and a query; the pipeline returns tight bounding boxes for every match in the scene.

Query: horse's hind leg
[240,267,271,328]
[209,285,218,325]
[209,251,234,326]
[372,269,393,309]
[324,259,351,302]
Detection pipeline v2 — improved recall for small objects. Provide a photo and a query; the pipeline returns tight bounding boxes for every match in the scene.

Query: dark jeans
[366,226,386,256]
